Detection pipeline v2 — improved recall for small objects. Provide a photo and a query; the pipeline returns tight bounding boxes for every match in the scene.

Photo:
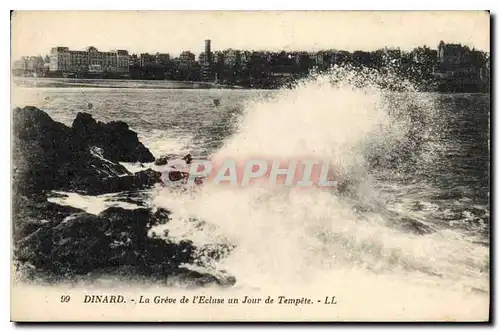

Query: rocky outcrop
[15,205,234,286]
[154,155,170,166]
[12,106,158,195]
[17,207,169,274]
[74,167,163,196]
[12,194,87,242]
[72,112,155,163]
[12,106,234,286]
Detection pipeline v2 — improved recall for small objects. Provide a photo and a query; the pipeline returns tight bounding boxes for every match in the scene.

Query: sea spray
[150,67,488,312]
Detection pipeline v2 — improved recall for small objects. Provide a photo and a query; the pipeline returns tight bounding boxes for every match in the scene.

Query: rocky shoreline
[12,106,235,287]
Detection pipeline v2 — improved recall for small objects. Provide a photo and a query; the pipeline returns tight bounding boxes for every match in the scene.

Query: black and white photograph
[9,10,491,322]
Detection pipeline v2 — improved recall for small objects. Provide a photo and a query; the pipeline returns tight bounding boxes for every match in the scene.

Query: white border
[2,1,498,331]
[4,1,499,10]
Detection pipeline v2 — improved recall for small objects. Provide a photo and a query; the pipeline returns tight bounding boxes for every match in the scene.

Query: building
[50,47,71,72]
[155,53,171,66]
[309,52,324,66]
[13,56,44,72]
[129,54,140,67]
[436,41,478,76]
[198,52,208,64]
[140,53,156,67]
[198,51,215,67]
[212,51,224,65]
[177,51,196,68]
[437,41,469,65]
[49,46,129,74]
[115,50,130,73]
[434,41,488,91]
[223,49,241,67]
[240,51,251,67]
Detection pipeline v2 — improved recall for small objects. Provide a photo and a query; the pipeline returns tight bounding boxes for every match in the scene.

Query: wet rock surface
[12,106,234,287]
[12,106,159,196]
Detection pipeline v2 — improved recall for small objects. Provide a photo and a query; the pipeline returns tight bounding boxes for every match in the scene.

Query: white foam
[48,191,143,215]
[149,68,489,316]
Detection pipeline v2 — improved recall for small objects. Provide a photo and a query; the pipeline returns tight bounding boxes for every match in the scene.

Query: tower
[204,39,212,65]
[202,39,213,81]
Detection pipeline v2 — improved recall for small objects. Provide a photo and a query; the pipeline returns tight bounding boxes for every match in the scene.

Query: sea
[11,73,490,320]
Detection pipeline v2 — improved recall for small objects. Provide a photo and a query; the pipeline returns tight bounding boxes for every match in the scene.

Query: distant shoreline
[12,76,249,90]
[11,75,490,93]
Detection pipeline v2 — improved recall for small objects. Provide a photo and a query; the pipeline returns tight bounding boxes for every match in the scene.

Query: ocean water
[12,73,490,319]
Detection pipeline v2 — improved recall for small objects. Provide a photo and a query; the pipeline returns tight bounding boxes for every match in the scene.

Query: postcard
[10,10,491,322]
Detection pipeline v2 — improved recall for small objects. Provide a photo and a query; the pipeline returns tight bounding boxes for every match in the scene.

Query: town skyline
[12,38,490,94]
[12,39,491,62]
[11,11,490,60]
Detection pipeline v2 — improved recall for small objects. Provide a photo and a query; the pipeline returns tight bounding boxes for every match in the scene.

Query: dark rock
[134,168,163,186]
[13,106,75,195]
[182,154,193,164]
[12,107,234,286]
[154,153,190,166]
[84,168,163,195]
[12,194,86,241]
[154,155,170,166]
[62,148,132,194]
[12,106,159,195]
[153,208,171,222]
[109,190,153,207]
[16,207,200,278]
[72,112,155,163]
[15,205,234,286]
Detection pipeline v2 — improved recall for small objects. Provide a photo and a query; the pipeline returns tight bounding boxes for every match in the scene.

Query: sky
[11,11,490,59]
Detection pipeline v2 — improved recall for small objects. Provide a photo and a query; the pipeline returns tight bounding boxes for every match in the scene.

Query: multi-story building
[50,47,71,72]
[437,41,469,65]
[49,46,129,74]
[116,50,129,73]
[223,49,241,67]
[436,41,478,76]
[71,49,91,73]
